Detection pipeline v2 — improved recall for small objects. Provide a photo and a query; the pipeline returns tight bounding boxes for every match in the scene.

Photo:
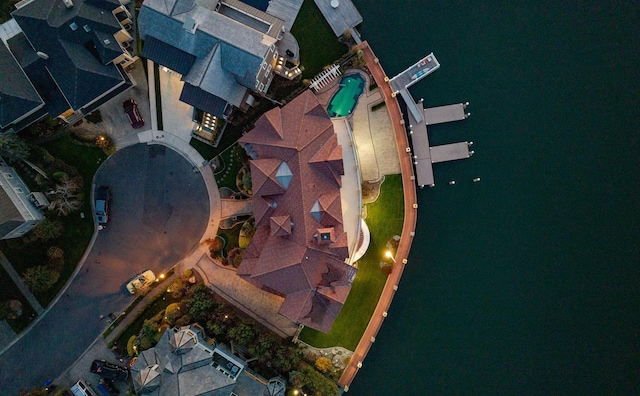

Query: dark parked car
[98,378,120,395]
[90,360,129,381]
[123,99,144,129]
[95,186,110,226]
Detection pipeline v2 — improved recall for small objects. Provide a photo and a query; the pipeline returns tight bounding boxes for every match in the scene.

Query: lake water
[350,1,640,394]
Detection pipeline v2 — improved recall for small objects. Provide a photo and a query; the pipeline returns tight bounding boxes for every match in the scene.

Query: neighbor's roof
[0,42,43,129]
[11,0,127,112]
[140,0,279,59]
[130,325,266,396]
[238,90,356,333]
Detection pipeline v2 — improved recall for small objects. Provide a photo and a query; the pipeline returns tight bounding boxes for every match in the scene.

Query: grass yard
[299,174,405,350]
[291,0,347,80]
[1,136,106,306]
[214,144,247,192]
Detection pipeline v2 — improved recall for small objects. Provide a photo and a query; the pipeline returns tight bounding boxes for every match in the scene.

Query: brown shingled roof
[237,90,356,333]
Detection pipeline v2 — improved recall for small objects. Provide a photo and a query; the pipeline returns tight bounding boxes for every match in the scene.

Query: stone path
[220,199,253,219]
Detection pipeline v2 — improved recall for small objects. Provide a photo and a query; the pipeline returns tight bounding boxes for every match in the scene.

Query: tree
[31,218,63,242]
[49,175,83,216]
[22,265,60,293]
[187,285,216,319]
[315,356,332,373]
[0,133,30,161]
[228,322,256,347]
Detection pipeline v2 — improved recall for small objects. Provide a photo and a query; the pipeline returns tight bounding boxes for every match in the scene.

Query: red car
[123,99,144,129]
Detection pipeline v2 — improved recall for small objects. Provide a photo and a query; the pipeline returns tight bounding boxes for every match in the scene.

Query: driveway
[0,144,209,395]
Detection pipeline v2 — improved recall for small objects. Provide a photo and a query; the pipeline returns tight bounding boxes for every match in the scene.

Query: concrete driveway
[0,144,209,395]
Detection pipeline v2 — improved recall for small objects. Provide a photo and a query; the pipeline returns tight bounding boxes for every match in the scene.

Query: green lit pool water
[327,74,365,117]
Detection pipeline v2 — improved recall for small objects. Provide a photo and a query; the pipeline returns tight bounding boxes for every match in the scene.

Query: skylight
[310,200,321,222]
[275,162,292,189]
[69,22,78,31]
[83,24,91,32]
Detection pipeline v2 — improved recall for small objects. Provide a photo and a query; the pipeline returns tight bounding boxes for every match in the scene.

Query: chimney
[62,0,74,8]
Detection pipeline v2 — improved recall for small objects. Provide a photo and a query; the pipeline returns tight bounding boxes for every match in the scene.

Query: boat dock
[389,53,440,94]
[389,53,441,123]
[407,99,473,186]
[424,103,469,125]
[430,142,472,163]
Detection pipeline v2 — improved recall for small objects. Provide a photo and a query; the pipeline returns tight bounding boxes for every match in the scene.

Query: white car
[126,270,156,294]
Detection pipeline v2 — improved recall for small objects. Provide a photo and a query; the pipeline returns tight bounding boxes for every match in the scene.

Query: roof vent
[103,39,111,45]
[62,0,74,8]
[183,17,197,34]
[36,51,49,60]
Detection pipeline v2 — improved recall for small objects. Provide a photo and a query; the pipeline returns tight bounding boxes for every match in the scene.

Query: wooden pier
[424,103,468,125]
[407,100,473,186]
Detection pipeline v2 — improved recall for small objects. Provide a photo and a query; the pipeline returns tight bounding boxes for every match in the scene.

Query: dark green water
[350,1,640,394]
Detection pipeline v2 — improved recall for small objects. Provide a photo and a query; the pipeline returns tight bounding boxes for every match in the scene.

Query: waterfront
[351,1,640,394]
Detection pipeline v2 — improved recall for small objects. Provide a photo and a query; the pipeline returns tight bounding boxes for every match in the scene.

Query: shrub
[47,246,64,270]
[164,303,183,326]
[31,219,63,242]
[315,356,332,373]
[127,335,137,357]
[22,265,60,293]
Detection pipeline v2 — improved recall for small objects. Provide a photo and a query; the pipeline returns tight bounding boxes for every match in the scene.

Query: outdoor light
[159,273,165,279]
[385,250,396,263]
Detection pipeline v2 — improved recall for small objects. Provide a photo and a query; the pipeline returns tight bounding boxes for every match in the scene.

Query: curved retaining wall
[338,41,419,391]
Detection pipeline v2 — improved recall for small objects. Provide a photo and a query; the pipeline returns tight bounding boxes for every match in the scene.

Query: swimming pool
[326,74,365,118]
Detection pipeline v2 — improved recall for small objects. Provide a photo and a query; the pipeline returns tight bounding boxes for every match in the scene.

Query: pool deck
[314,69,400,181]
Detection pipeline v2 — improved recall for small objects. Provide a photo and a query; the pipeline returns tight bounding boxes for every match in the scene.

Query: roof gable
[0,43,43,128]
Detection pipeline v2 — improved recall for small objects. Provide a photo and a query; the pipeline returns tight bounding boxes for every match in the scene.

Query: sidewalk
[0,251,43,314]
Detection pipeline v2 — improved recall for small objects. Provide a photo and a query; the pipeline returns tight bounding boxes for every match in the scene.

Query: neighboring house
[0,39,46,133]
[237,90,357,333]
[130,323,286,396]
[0,0,138,131]
[0,159,49,240]
[137,0,301,120]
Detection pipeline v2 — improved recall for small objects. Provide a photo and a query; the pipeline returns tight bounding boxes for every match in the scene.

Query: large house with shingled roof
[237,90,356,333]
[130,323,286,396]
[137,0,301,120]
[0,0,138,131]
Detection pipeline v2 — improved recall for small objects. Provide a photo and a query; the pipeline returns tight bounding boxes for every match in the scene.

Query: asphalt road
[0,144,209,395]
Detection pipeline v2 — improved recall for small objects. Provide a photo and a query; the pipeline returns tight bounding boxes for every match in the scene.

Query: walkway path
[338,41,418,391]
[220,199,253,219]
[0,251,43,314]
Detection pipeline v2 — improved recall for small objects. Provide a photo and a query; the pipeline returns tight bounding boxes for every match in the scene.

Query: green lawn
[291,0,347,80]
[214,144,246,192]
[299,174,405,350]
[1,136,106,306]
